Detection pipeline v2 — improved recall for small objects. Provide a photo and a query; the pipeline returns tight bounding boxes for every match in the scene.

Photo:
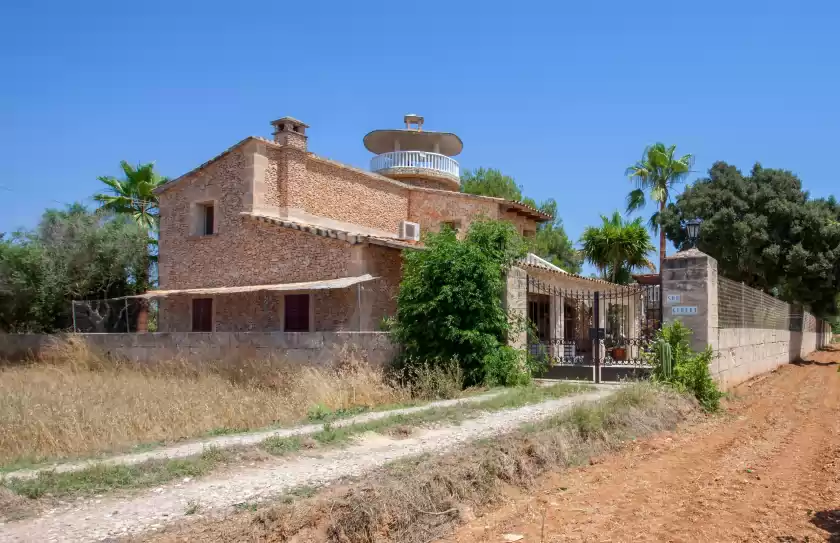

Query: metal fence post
[593,290,601,384]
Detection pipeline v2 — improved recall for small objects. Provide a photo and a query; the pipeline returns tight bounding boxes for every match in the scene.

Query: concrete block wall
[0,332,398,367]
[663,250,832,390]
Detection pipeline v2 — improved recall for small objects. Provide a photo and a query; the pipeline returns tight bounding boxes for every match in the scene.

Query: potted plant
[608,335,627,361]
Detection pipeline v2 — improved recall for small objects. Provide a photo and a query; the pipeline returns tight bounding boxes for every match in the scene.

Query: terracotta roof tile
[242,213,420,251]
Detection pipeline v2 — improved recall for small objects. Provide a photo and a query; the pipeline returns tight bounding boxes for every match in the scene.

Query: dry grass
[143,384,700,543]
[0,337,421,466]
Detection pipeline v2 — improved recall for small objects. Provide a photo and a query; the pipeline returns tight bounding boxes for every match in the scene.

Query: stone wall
[159,149,357,290]
[295,156,410,235]
[408,190,498,235]
[0,332,397,367]
[712,325,826,388]
[662,249,832,390]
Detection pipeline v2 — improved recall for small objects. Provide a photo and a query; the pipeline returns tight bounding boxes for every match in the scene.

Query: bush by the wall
[647,321,722,411]
[393,220,527,387]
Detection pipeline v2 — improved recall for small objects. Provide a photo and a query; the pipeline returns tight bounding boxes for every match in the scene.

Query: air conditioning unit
[400,221,420,241]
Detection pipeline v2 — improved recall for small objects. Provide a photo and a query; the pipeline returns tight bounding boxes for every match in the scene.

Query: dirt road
[443,348,840,543]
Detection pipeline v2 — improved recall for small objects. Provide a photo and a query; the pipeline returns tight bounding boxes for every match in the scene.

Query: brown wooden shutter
[192,298,213,332]
[284,294,310,332]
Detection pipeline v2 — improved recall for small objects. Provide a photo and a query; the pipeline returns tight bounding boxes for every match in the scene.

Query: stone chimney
[270,117,308,151]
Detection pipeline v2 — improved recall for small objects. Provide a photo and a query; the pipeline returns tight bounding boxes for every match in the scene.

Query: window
[192,298,213,332]
[523,229,536,239]
[200,203,215,235]
[441,220,461,232]
[284,294,310,332]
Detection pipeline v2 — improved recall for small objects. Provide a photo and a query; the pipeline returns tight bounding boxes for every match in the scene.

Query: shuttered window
[192,298,213,332]
[284,294,310,332]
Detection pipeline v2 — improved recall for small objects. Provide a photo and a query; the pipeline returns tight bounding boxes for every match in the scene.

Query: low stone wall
[711,326,830,389]
[0,332,398,367]
[662,249,833,390]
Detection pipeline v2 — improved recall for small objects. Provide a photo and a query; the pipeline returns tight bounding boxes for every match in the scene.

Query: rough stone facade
[408,190,498,234]
[295,157,410,234]
[155,117,547,333]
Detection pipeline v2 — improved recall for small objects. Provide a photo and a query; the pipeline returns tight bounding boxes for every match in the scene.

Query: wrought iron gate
[526,276,662,383]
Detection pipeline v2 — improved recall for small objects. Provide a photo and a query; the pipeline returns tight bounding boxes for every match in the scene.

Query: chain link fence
[717,277,800,330]
[71,298,157,333]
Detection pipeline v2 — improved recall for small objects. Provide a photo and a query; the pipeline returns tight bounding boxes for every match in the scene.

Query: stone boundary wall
[662,249,833,390]
[0,332,398,367]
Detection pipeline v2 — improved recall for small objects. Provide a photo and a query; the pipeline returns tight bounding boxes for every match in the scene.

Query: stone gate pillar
[505,266,528,350]
[661,249,719,354]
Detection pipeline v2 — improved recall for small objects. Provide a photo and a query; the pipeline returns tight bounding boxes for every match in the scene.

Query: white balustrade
[370,151,460,178]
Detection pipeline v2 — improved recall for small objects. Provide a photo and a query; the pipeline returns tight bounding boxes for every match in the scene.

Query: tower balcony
[370,150,460,181]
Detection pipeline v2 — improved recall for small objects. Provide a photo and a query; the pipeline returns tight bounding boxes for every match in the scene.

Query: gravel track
[0,388,614,543]
[3,390,512,481]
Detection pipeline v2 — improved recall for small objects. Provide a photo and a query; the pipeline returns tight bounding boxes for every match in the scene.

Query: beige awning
[131,274,377,299]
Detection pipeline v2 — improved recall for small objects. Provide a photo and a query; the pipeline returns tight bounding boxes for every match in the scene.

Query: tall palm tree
[93,161,169,232]
[94,161,168,294]
[625,143,694,273]
[580,211,655,284]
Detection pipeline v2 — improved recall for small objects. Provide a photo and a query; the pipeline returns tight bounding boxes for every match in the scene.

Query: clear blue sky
[2,0,838,271]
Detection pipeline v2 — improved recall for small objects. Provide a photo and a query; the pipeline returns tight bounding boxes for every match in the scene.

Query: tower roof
[363,114,463,156]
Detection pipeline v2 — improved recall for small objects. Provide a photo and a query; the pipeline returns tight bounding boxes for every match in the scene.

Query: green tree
[93,161,169,231]
[580,211,655,284]
[461,169,581,273]
[531,198,582,273]
[460,167,523,201]
[93,161,169,290]
[625,143,695,272]
[660,162,840,316]
[393,220,530,387]
[0,205,149,332]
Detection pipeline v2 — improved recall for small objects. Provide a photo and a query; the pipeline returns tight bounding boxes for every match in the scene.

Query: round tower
[364,114,462,191]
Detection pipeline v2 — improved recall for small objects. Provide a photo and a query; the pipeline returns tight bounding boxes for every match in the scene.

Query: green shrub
[647,321,722,411]
[482,347,530,387]
[393,220,529,387]
[403,360,464,400]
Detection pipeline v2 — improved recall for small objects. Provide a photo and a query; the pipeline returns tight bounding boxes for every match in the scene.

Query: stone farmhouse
[152,114,619,357]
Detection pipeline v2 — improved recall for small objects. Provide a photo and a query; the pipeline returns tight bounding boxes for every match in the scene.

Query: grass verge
[0,336,467,468]
[143,383,699,543]
[259,382,589,455]
[2,447,231,500]
[1,383,588,504]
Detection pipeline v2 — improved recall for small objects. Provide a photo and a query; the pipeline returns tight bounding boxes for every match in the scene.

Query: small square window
[523,229,536,239]
[284,294,310,332]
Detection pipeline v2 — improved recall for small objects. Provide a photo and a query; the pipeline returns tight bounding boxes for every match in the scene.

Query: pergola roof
[128,275,377,299]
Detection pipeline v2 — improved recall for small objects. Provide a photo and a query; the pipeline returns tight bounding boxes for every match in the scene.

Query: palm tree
[94,161,168,296]
[580,211,655,284]
[93,161,169,232]
[625,143,694,273]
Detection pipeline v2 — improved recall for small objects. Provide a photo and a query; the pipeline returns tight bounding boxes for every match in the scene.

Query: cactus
[656,340,673,380]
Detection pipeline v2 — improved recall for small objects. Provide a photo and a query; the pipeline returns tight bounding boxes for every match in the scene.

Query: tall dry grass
[0,337,415,466]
